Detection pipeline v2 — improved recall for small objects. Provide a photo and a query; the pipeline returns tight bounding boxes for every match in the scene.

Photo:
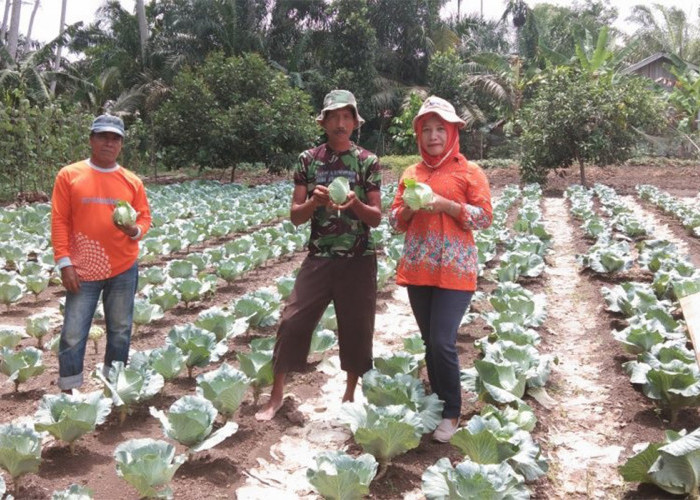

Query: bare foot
[342,393,354,403]
[255,399,284,421]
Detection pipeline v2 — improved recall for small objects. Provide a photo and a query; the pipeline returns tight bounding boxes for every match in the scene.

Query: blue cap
[90,114,125,137]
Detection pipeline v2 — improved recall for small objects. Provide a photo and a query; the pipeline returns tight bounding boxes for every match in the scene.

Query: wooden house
[621,52,699,89]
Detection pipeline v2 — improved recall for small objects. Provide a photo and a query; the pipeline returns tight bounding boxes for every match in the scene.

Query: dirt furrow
[236,285,423,498]
[540,198,626,498]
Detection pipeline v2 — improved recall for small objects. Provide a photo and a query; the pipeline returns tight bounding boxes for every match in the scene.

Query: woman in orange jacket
[389,96,492,442]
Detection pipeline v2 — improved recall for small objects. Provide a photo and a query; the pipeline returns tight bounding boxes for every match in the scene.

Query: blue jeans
[407,286,473,419]
[58,262,138,390]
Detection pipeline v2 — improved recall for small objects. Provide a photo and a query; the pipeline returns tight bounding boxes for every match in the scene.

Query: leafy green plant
[114,438,186,499]
[0,423,42,497]
[306,451,378,500]
[132,299,164,336]
[237,349,273,405]
[146,286,181,312]
[620,427,700,496]
[51,484,94,499]
[150,395,238,455]
[601,282,670,317]
[0,279,24,310]
[34,391,112,454]
[623,343,700,425]
[373,352,421,378]
[131,346,187,382]
[0,325,26,349]
[88,326,104,355]
[233,289,281,329]
[309,328,337,355]
[25,311,55,349]
[196,363,251,420]
[166,324,227,378]
[341,403,423,476]
[450,413,548,481]
[361,370,442,433]
[0,346,46,392]
[422,458,529,499]
[195,307,248,342]
[95,362,165,424]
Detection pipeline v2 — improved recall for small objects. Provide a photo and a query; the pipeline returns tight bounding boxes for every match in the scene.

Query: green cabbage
[149,395,238,453]
[328,177,350,205]
[114,438,186,499]
[402,178,433,210]
[112,200,137,226]
[307,451,378,500]
[34,390,113,454]
[0,423,42,482]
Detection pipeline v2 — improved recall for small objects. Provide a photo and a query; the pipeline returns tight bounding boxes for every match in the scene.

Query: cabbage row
[567,183,700,496]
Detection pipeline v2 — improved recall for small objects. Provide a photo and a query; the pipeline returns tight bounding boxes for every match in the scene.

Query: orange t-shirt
[51,160,151,281]
[389,156,492,291]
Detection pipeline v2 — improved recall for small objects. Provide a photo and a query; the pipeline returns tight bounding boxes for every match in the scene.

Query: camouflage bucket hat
[316,89,365,129]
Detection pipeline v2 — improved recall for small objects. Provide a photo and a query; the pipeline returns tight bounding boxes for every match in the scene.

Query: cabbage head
[195,363,250,419]
[0,423,42,481]
[328,177,350,205]
[150,395,238,453]
[114,438,186,499]
[402,178,433,210]
[112,200,137,226]
[307,451,378,500]
[34,390,113,454]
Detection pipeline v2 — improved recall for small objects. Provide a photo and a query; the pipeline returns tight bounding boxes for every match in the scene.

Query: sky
[11,0,700,44]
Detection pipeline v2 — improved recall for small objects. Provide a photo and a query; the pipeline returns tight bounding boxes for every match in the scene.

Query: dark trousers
[273,255,376,375]
[407,285,473,418]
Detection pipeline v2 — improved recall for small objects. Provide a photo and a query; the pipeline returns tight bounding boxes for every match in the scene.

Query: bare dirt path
[540,197,627,498]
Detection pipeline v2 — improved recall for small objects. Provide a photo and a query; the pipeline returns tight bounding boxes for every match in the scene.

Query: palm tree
[50,0,67,94]
[627,3,700,61]
[6,0,21,60]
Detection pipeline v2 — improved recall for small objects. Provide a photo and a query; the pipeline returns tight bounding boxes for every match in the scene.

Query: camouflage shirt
[294,143,381,258]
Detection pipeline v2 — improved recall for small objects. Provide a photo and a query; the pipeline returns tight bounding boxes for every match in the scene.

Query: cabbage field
[0,164,700,499]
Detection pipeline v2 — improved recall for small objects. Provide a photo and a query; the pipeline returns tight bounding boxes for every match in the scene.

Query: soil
[1,163,700,499]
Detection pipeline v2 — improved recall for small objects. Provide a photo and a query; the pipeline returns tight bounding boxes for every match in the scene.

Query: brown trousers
[272,254,377,375]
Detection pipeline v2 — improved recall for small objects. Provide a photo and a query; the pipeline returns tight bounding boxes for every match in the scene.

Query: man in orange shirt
[51,114,151,392]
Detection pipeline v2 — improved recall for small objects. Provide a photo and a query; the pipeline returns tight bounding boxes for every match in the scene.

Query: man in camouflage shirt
[256,90,382,421]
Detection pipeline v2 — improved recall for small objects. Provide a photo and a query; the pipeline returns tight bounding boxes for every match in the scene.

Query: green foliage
[306,451,378,500]
[518,67,665,185]
[153,52,317,176]
[114,438,185,500]
[0,98,90,201]
[381,154,421,176]
[34,391,113,454]
[0,423,42,485]
[387,93,424,154]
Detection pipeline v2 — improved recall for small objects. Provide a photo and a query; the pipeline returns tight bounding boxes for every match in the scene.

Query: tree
[367,0,451,85]
[135,0,148,62]
[153,52,317,179]
[50,0,67,94]
[532,1,619,63]
[626,3,700,63]
[6,0,20,60]
[517,66,665,185]
[448,13,510,57]
[25,0,40,47]
[1,0,11,43]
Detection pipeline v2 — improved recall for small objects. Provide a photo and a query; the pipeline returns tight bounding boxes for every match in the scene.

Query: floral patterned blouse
[389,155,492,291]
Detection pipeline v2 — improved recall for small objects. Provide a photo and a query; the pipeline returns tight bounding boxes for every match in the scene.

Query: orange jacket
[389,156,492,291]
[51,160,151,281]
